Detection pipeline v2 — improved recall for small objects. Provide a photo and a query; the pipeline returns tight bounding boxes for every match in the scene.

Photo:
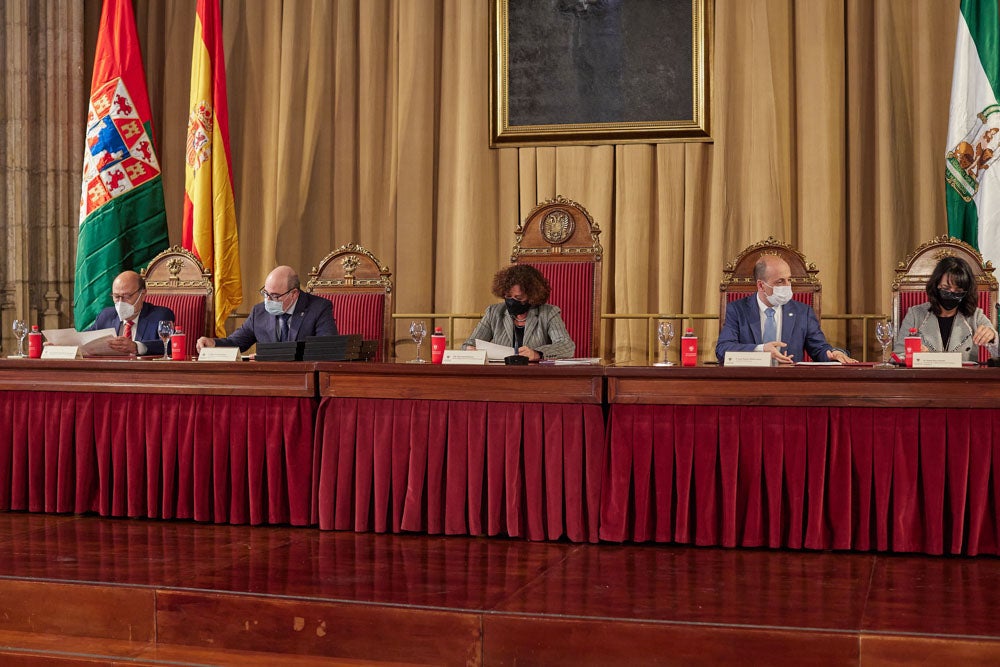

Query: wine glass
[409,321,427,363]
[157,320,174,360]
[11,320,27,358]
[874,319,896,368]
[654,320,675,367]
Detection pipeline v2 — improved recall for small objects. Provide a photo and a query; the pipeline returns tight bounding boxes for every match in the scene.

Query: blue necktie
[763,307,777,344]
[278,313,289,342]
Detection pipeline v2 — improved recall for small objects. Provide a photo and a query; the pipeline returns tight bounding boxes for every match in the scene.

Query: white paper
[723,351,772,367]
[912,352,963,368]
[42,328,118,356]
[198,347,240,362]
[442,350,487,365]
[475,339,515,361]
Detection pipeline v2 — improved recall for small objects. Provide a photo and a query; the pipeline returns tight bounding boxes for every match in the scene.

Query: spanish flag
[183,0,241,336]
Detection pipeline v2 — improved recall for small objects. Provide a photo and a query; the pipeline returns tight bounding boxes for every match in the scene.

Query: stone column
[0,0,83,354]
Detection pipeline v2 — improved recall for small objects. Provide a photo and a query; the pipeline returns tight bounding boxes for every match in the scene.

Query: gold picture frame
[490,0,713,147]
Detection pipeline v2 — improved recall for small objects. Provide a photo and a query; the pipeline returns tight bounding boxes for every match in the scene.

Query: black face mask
[505,297,531,317]
[938,288,966,310]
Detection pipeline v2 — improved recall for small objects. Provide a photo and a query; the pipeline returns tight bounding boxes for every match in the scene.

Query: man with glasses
[86,270,176,356]
[196,265,337,353]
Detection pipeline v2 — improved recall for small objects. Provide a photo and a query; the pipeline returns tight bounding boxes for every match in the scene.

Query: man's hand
[107,336,138,355]
[828,349,859,364]
[973,325,997,346]
[196,336,216,353]
[762,341,794,364]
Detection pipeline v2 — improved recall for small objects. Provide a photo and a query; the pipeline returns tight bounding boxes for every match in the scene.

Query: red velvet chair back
[306,243,393,361]
[511,196,603,357]
[892,236,998,363]
[141,245,214,358]
[719,237,822,329]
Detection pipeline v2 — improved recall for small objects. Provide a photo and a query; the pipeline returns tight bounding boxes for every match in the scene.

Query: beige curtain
[83,0,958,360]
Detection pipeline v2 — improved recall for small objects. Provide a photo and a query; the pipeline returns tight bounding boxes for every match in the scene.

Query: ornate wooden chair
[718,236,822,329]
[511,195,603,357]
[892,235,998,363]
[305,242,393,361]
[140,245,214,358]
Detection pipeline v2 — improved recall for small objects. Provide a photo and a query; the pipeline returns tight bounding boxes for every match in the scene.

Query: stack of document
[42,328,118,356]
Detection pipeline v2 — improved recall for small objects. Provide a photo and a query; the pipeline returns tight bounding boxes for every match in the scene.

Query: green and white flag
[946,0,1000,264]
[75,0,168,329]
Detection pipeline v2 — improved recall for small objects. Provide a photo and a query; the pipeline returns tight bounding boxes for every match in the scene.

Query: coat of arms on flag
[947,104,1000,203]
[80,77,161,221]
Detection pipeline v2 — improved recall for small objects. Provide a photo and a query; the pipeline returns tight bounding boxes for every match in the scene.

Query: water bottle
[681,327,698,367]
[431,326,446,364]
[904,327,921,367]
[171,326,186,360]
[28,325,42,359]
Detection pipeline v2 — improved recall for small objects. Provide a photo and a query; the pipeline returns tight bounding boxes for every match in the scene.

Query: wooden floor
[1,513,999,666]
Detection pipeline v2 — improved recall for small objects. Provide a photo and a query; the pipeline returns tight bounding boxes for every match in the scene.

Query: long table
[4,360,1000,555]
[0,359,316,526]
[602,366,1000,556]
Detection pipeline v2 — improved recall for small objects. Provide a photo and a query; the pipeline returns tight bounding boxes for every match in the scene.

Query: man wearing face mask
[461,264,575,360]
[892,255,997,362]
[716,254,857,364]
[86,270,176,356]
[195,265,337,353]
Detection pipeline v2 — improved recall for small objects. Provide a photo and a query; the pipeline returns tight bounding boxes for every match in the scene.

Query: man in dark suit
[87,270,176,356]
[196,265,337,353]
[715,254,857,364]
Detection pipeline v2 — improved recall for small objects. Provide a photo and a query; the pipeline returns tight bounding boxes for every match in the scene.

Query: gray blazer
[462,302,575,359]
[893,302,997,362]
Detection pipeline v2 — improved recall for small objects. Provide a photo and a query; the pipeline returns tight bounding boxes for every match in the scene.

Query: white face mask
[764,283,793,307]
[264,298,285,316]
[115,291,142,321]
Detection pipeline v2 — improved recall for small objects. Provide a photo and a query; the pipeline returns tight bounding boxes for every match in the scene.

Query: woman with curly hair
[893,255,997,362]
[461,265,575,360]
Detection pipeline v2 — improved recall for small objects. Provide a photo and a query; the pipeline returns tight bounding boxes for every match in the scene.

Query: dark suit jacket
[216,291,338,351]
[715,294,835,363]
[87,301,176,357]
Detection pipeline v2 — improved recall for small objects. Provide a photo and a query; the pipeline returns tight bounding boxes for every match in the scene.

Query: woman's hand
[973,325,997,346]
[518,346,541,361]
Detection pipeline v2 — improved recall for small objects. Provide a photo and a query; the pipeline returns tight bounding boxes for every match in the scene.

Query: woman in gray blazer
[893,256,997,362]
[462,265,575,360]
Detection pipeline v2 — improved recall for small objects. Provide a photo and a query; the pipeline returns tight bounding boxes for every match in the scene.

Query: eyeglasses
[111,289,142,302]
[259,286,296,301]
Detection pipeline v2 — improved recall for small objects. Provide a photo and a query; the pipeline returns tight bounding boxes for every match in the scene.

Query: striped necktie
[123,319,133,339]
[763,308,776,343]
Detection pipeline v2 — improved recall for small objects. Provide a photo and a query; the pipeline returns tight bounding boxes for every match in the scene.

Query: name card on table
[442,350,488,365]
[41,345,82,360]
[198,347,240,362]
[723,351,772,367]
[912,352,962,368]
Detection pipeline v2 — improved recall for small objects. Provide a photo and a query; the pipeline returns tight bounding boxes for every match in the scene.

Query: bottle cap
[434,326,443,333]
[909,328,917,334]
[685,328,694,334]
[174,326,183,333]
[31,325,38,331]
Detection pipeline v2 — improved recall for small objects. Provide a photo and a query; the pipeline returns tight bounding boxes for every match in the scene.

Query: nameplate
[912,352,962,368]
[442,350,487,365]
[198,347,240,362]
[724,351,772,367]
[41,345,82,360]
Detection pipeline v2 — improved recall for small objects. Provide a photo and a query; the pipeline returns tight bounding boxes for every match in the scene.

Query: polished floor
[0,512,999,665]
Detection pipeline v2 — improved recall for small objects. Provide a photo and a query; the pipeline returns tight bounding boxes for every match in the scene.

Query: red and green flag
[75,0,168,329]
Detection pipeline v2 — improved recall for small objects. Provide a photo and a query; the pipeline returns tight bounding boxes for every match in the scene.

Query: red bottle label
[431,333,446,364]
[171,333,186,360]
[904,336,921,367]
[681,335,698,367]
[28,332,42,358]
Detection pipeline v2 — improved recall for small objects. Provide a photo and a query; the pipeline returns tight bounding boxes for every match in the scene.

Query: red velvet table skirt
[0,391,315,526]
[312,397,606,542]
[600,404,1000,555]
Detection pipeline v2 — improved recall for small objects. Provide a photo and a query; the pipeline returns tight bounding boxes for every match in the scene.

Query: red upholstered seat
[525,262,595,362]
[143,294,206,358]
[140,245,214,358]
[512,196,603,357]
[893,236,998,364]
[306,243,393,361]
